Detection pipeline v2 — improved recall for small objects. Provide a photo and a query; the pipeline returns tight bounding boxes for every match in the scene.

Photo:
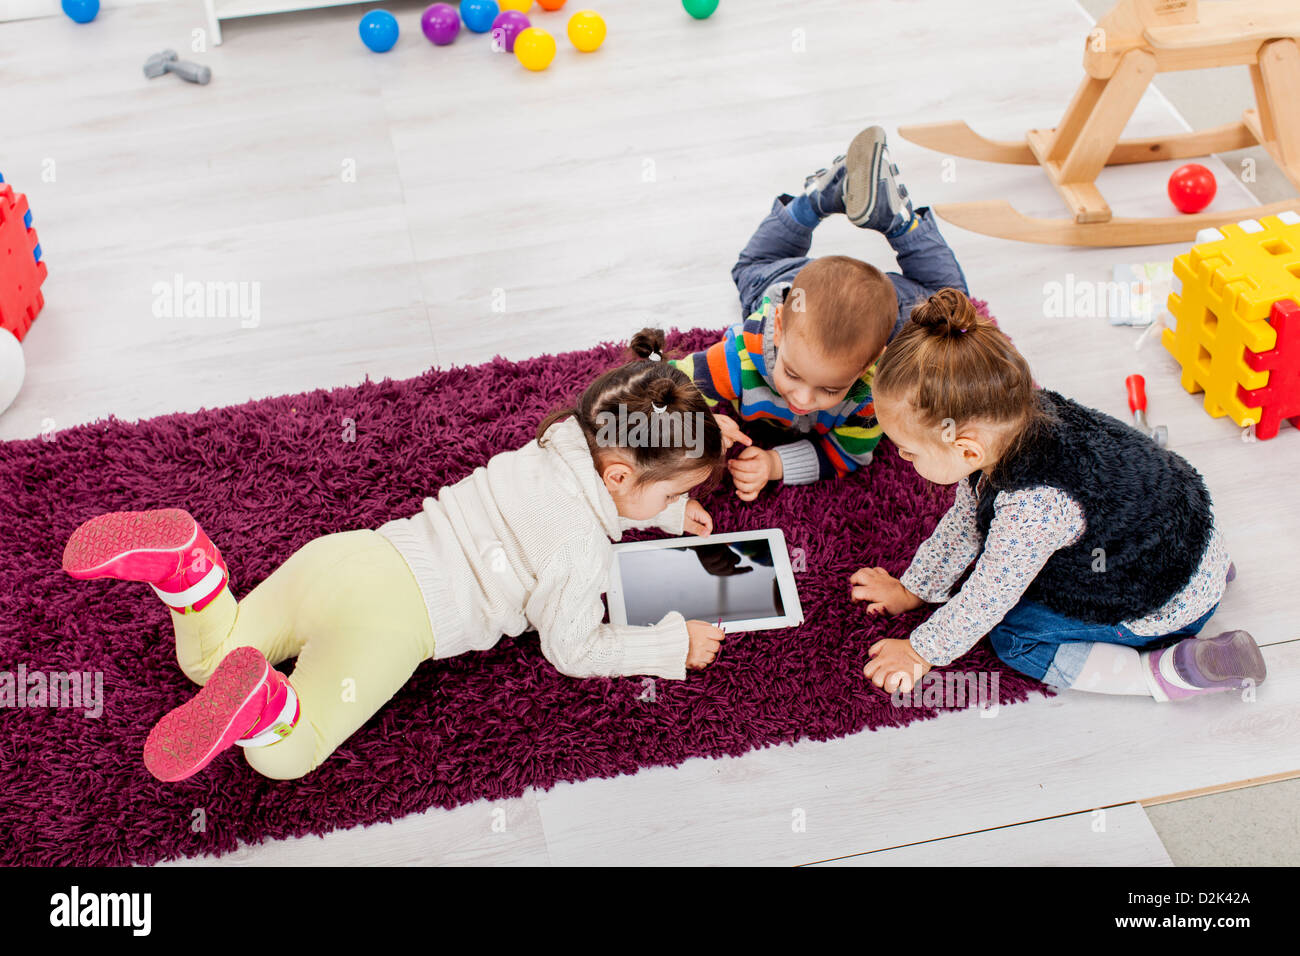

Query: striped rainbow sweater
[670,294,882,484]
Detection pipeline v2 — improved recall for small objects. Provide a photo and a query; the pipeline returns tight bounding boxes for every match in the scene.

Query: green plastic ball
[682,0,718,20]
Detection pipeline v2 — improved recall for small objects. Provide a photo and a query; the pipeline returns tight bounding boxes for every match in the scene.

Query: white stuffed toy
[0,328,24,415]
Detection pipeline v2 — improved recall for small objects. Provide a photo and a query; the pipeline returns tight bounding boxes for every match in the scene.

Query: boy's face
[771,304,876,415]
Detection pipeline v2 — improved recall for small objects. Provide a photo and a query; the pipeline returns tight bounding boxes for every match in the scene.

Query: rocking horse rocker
[900,0,1300,246]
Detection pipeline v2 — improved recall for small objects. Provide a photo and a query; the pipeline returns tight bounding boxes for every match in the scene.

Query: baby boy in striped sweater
[672,126,969,499]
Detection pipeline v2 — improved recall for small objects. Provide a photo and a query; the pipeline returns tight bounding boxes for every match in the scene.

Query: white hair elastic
[648,351,662,362]
[652,403,667,414]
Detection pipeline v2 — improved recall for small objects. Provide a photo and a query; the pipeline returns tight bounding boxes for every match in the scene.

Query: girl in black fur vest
[850,289,1264,703]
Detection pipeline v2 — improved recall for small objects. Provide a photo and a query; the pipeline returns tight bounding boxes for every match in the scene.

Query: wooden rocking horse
[899,0,1300,246]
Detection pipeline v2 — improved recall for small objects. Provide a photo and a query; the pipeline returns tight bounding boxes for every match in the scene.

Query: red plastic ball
[1167,163,1217,214]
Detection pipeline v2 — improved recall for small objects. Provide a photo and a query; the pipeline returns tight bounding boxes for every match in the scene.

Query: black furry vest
[966,389,1213,624]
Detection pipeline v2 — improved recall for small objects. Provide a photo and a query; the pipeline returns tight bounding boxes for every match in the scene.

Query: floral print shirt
[900,477,1230,666]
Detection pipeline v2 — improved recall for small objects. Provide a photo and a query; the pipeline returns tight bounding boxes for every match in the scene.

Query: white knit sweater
[375,416,693,680]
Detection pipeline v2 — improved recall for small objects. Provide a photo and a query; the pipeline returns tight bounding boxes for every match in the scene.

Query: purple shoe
[1145,630,1266,702]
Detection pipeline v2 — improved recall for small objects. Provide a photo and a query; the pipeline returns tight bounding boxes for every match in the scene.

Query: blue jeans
[987,599,1220,687]
[729,194,970,336]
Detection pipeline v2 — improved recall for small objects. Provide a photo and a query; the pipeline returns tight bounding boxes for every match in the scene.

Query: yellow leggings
[171,529,436,780]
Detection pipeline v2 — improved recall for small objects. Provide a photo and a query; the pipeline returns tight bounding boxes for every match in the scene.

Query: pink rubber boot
[62,509,229,613]
[144,645,300,782]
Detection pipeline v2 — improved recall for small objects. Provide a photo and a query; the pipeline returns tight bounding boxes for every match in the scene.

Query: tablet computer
[607,529,803,633]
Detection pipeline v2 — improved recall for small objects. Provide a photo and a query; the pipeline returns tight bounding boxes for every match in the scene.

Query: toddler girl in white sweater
[62,329,729,782]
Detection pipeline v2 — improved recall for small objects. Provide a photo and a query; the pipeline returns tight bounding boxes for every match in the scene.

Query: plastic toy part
[1163,212,1300,439]
[61,0,99,23]
[491,10,530,52]
[1124,373,1168,447]
[1168,163,1217,215]
[0,182,49,343]
[461,0,500,33]
[566,9,605,51]
[359,10,399,52]
[421,3,460,45]
[682,0,718,19]
[1238,299,1300,440]
[514,27,555,69]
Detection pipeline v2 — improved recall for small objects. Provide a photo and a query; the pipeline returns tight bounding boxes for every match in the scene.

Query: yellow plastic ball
[567,9,605,52]
[514,27,557,70]
[499,0,532,10]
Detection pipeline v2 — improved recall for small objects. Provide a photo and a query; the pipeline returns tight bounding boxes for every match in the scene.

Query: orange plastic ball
[537,0,566,9]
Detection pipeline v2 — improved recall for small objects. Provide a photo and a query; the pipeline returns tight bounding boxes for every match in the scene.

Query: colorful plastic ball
[421,3,460,45]
[1167,163,1217,214]
[537,0,566,9]
[491,11,531,52]
[359,10,399,51]
[514,27,556,70]
[499,0,532,10]
[682,0,718,18]
[461,0,500,33]
[567,10,605,51]
[61,0,99,23]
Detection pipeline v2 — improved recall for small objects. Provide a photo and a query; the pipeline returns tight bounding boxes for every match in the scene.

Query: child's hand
[685,620,726,669]
[862,638,932,694]
[715,414,753,453]
[684,499,713,536]
[729,447,782,501]
[849,566,924,615]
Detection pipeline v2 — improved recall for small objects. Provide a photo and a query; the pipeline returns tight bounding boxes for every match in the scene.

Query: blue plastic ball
[61,0,99,23]
[359,10,400,52]
[461,0,499,33]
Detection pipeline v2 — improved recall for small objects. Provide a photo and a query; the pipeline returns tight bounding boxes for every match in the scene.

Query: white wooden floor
[4,0,1299,866]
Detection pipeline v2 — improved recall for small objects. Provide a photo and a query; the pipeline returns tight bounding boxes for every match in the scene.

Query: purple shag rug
[0,316,1052,866]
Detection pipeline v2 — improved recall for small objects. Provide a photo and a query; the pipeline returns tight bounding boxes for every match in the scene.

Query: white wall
[0,0,173,23]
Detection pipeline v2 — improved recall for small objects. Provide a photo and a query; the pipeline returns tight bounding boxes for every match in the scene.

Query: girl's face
[873,392,995,485]
[603,462,712,520]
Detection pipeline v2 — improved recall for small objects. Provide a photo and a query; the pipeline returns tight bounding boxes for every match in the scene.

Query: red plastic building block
[0,183,48,343]
[1238,299,1300,440]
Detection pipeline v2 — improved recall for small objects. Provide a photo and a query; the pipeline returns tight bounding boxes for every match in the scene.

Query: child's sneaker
[144,645,300,782]
[844,125,915,236]
[803,156,848,218]
[1144,630,1266,702]
[62,508,228,613]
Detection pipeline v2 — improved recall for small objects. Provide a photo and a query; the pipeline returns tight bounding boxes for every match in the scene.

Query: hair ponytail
[628,328,666,362]
[536,328,726,489]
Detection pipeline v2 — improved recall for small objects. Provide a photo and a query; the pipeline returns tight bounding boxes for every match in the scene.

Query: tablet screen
[617,539,785,626]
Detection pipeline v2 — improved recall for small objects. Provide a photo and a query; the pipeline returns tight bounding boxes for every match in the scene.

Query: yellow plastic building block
[1163,211,1300,426]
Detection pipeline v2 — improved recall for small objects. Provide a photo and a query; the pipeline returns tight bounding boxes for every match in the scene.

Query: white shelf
[205,0,385,44]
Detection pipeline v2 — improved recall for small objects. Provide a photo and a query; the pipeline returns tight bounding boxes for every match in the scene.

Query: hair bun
[629,327,667,361]
[910,287,979,337]
[645,377,676,409]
